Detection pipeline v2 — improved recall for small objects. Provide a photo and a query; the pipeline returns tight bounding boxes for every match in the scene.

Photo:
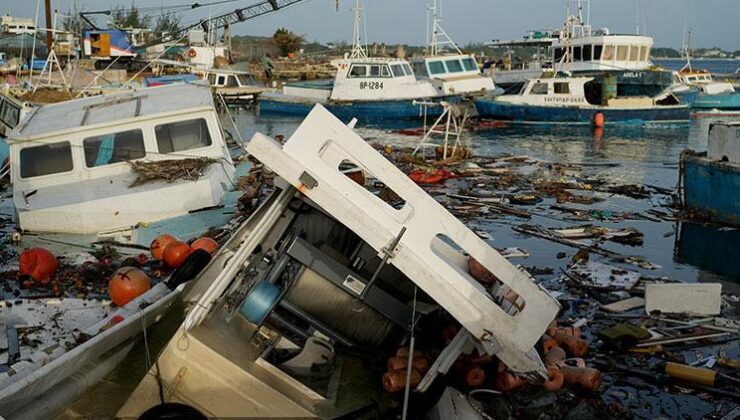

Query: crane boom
[147,0,309,47]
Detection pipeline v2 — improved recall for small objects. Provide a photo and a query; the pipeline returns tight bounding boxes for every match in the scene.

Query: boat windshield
[237,74,255,86]
[391,64,406,77]
[462,57,478,71]
[403,64,413,76]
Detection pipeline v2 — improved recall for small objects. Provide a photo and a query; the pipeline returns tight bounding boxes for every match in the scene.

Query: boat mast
[349,0,367,59]
[681,28,693,73]
[426,0,461,57]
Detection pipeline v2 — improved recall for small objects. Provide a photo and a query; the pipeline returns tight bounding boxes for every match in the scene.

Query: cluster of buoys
[149,234,219,269]
[408,168,457,185]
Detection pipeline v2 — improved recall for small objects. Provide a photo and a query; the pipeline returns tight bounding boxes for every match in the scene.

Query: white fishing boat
[260,0,456,121]
[201,67,264,105]
[117,104,559,418]
[408,0,495,97]
[0,92,31,137]
[6,83,235,237]
[489,0,672,98]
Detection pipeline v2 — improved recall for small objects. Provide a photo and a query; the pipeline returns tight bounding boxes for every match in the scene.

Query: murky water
[30,108,740,417]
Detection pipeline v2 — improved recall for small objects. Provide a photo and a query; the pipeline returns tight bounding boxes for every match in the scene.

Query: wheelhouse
[550,34,653,72]
[206,70,257,88]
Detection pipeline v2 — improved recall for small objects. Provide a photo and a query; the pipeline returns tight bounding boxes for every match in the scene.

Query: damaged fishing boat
[5,82,235,240]
[475,74,689,125]
[117,104,559,418]
[680,121,740,226]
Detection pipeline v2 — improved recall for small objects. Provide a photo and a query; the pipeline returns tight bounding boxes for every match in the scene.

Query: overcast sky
[4,0,739,50]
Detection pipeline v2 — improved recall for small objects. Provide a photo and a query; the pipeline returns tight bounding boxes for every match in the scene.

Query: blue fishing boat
[692,91,740,111]
[680,121,740,226]
[474,75,689,125]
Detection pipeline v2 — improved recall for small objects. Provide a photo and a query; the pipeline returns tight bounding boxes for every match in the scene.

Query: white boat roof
[13,83,213,140]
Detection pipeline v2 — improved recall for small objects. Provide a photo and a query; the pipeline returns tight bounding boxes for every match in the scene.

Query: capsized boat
[117,104,560,418]
[6,83,236,238]
[680,121,740,226]
[474,74,689,125]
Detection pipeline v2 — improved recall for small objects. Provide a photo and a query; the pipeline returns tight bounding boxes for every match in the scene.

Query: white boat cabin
[550,31,653,73]
[7,83,235,235]
[675,70,735,95]
[203,68,257,89]
[283,57,439,102]
[411,54,495,95]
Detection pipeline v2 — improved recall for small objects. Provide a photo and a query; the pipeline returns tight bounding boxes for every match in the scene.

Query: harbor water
[1,109,736,418]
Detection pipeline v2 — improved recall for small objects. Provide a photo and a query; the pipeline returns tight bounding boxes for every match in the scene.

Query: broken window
[155,118,213,154]
[531,82,548,95]
[20,141,73,178]
[83,129,146,168]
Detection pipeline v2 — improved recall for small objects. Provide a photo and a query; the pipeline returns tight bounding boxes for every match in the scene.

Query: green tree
[111,2,151,29]
[272,28,304,57]
[154,11,182,36]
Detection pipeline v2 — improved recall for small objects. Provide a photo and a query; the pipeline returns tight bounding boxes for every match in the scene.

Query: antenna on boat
[349,0,367,59]
[681,28,693,73]
[426,0,461,56]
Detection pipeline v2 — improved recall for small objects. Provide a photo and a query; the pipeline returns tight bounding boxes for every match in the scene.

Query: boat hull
[692,92,740,110]
[474,99,690,125]
[681,153,740,226]
[259,94,453,121]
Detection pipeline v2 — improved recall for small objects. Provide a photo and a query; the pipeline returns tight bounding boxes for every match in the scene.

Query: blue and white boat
[680,121,740,226]
[259,0,455,122]
[474,74,689,125]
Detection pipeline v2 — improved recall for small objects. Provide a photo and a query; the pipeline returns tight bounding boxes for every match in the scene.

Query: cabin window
[20,141,73,178]
[0,100,20,128]
[348,65,367,78]
[155,118,213,154]
[226,75,239,87]
[369,65,381,77]
[83,129,146,168]
[462,57,478,71]
[582,45,592,61]
[629,46,639,62]
[593,45,603,60]
[392,64,406,77]
[640,46,650,62]
[216,75,226,85]
[403,64,413,76]
[381,65,391,77]
[616,45,628,61]
[554,82,570,94]
[531,82,548,95]
[410,62,426,77]
[602,45,614,60]
[428,61,446,75]
[553,47,565,62]
[207,74,216,85]
[573,46,582,61]
[237,74,255,86]
[445,59,464,73]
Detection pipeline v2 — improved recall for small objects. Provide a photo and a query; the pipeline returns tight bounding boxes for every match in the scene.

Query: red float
[108,267,151,306]
[163,241,192,269]
[190,237,219,254]
[19,248,59,284]
[150,234,178,261]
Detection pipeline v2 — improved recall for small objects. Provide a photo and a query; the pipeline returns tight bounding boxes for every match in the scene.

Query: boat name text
[543,96,586,104]
[359,81,384,90]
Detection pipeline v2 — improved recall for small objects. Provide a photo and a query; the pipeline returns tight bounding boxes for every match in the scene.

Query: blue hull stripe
[474,99,690,125]
[682,155,740,226]
[259,97,455,121]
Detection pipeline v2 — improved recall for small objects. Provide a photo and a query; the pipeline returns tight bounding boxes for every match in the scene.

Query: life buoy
[188,48,197,58]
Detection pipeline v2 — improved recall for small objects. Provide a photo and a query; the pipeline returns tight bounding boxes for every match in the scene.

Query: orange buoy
[541,335,560,353]
[108,267,151,306]
[560,365,602,392]
[163,241,192,269]
[495,370,527,393]
[188,48,197,58]
[543,367,564,391]
[150,234,178,261]
[190,237,219,254]
[593,112,605,128]
[382,369,422,393]
[19,248,59,284]
[465,365,486,387]
[543,347,567,368]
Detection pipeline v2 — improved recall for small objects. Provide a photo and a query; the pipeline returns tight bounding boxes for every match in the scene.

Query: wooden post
[44,0,53,51]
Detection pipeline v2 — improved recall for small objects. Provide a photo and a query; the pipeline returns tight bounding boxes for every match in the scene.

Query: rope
[401,286,418,420]
[139,308,152,370]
